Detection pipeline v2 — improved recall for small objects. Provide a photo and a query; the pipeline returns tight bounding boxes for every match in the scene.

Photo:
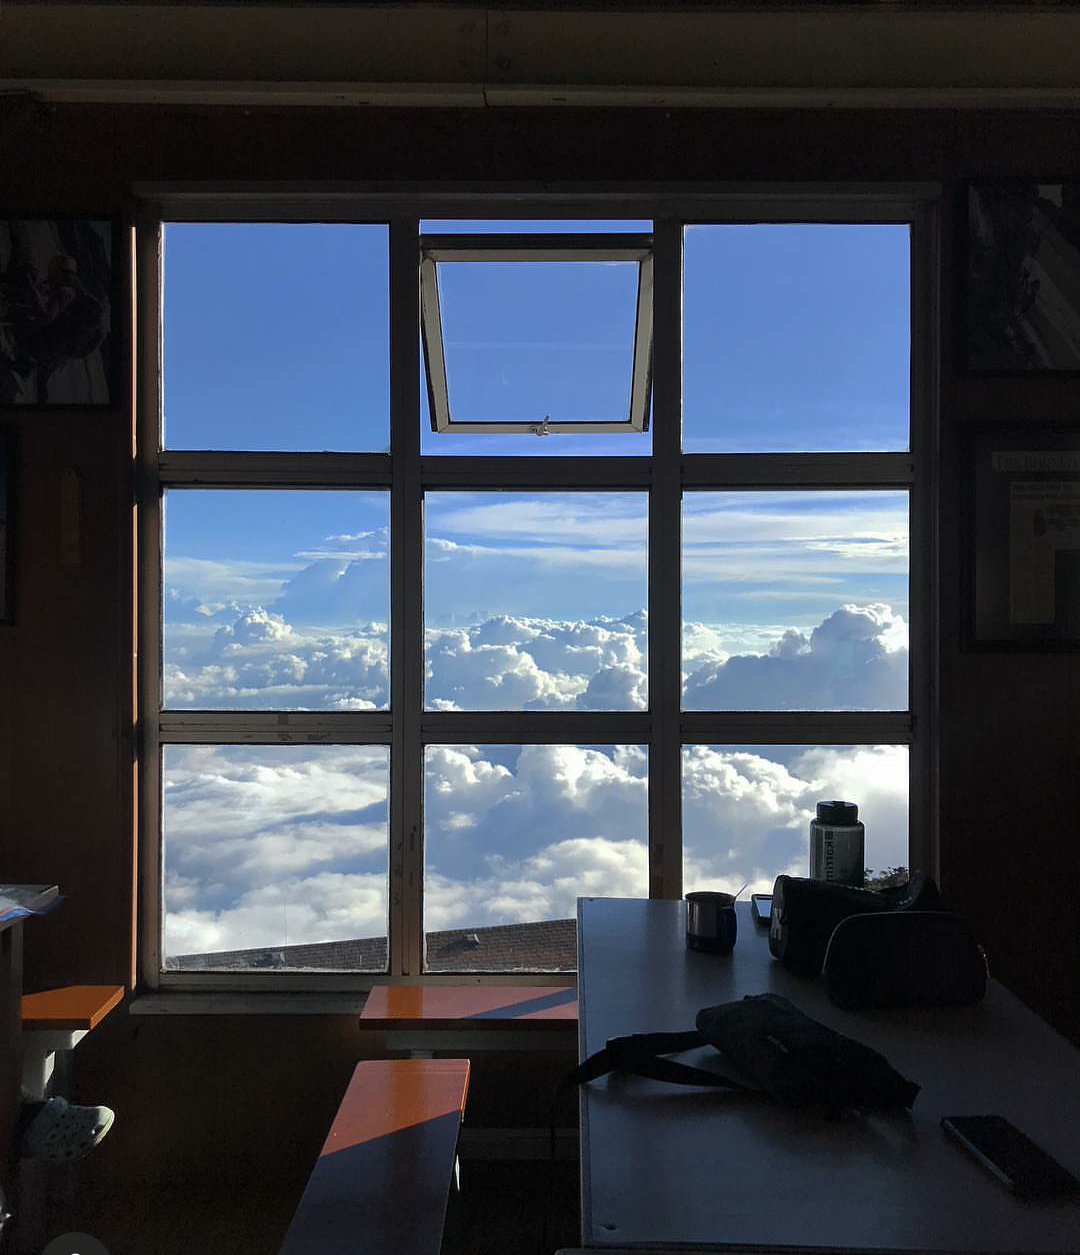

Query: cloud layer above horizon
[164,739,909,964]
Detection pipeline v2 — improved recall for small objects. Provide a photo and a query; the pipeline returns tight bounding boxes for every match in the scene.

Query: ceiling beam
[2,4,1080,108]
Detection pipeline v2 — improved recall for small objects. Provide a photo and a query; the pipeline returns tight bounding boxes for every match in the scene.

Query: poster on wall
[0,217,116,407]
[0,429,13,625]
[970,427,1080,648]
[965,181,1080,374]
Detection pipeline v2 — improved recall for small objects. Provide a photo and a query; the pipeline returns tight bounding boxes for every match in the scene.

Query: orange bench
[360,985,577,1052]
[21,984,125,1097]
[278,1058,470,1255]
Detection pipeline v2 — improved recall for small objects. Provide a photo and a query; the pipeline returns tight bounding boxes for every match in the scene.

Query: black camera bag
[769,871,942,977]
[567,992,919,1112]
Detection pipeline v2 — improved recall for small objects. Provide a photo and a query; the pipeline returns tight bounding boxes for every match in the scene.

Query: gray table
[576,897,1080,1254]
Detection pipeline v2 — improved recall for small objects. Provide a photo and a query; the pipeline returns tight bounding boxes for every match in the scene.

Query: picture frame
[967,425,1080,649]
[1,216,119,408]
[0,428,14,625]
[963,180,1080,375]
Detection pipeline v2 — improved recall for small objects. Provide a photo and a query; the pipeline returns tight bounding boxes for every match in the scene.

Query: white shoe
[18,1097,114,1162]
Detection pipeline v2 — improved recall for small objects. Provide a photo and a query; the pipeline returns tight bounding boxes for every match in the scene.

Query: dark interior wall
[3,103,1080,1189]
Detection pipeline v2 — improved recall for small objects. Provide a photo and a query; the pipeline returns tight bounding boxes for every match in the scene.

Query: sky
[160,219,912,967]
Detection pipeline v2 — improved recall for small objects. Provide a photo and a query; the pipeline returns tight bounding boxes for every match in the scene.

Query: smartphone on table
[941,1115,1080,1200]
[750,893,772,925]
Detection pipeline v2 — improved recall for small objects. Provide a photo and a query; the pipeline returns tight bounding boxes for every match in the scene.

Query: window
[421,233,652,435]
[139,194,935,988]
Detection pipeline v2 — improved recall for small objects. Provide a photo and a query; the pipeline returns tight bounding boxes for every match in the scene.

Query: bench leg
[440,1153,466,1255]
[20,1048,55,1101]
[21,1032,86,1101]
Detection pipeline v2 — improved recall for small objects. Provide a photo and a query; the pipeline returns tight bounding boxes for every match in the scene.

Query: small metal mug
[685,891,737,954]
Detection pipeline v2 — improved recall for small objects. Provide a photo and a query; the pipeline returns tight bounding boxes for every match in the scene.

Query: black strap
[566,1029,758,1093]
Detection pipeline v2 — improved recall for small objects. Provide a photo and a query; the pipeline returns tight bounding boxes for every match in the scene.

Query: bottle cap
[816,800,858,824]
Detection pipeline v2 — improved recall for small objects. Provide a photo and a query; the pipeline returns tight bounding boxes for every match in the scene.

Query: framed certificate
[969,426,1080,648]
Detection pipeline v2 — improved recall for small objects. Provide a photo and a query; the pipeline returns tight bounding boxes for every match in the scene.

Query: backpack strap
[566,1028,759,1092]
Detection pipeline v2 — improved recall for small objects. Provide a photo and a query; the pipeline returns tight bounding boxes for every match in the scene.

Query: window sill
[129,993,371,1016]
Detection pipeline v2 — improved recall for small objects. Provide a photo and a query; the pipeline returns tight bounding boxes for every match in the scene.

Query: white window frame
[420,232,654,434]
[135,186,939,993]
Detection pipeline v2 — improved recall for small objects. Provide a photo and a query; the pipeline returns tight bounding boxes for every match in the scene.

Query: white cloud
[165,613,389,709]
[578,664,647,709]
[163,745,391,955]
[165,556,298,607]
[423,613,648,711]
[682,603,908,711]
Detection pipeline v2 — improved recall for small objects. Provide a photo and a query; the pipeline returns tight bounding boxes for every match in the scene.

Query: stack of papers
[0,884,61,923]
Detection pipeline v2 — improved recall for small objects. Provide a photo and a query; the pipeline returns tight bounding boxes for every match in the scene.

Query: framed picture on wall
[968,425,1080,648]
[964,181,1080,374]
[0,216,118,407]
[0,428,14,625]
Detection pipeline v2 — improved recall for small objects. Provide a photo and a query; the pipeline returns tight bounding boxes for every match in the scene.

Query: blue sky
[164,219,908,455]
[683,224,909,452]
[160,220,912,963]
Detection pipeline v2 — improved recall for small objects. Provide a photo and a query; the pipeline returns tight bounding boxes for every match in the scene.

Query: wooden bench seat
[21,984,125,1032]
[278,1058,470,1255]
[20,983,125,1097]
[360,985,577,1033]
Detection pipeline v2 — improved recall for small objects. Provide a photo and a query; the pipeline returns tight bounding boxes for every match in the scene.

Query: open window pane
[425,492,647,710]
[163,744,390,972]
[437,259,638,423]
[424,744,648,972]
[163,222,389,451]
[683,224,910,452]
[164,490,389,710]
[421,219,653,233]
[682,744,909,895]
[683,491,909,710]
[420,229,653,447]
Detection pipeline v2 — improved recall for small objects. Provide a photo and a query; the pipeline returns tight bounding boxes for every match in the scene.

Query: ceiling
[3,3,1080,109]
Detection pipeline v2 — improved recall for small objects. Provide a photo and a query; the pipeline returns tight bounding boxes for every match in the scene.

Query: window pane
[420,222,652,456]
[425,492,647,710]
[437,260,637,422]
[163,223,389,451]
[163,744,389,971]
[683,491,909,710]
[424,744,648,972]
[164,490,389,710]
[421,219,652,233]
[683,224,910,452]
[682,744,909,895]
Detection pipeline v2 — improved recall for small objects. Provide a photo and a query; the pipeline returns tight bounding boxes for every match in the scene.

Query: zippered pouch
[823,910,988,1010]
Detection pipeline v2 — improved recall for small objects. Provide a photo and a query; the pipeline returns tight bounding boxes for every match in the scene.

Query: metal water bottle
[809,800,865,887]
